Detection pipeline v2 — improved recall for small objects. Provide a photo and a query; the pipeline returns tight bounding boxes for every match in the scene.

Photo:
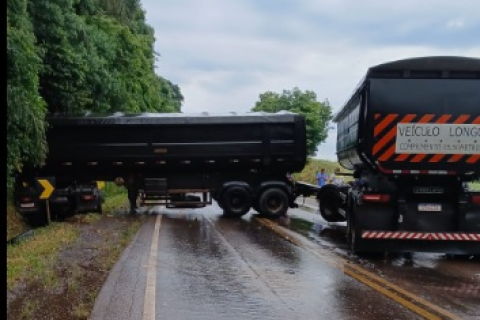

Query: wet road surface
[288,197,480,320]
[90,200,480,320]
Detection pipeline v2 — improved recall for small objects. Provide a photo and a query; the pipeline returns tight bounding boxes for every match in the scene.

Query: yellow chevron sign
[37,178,55,199]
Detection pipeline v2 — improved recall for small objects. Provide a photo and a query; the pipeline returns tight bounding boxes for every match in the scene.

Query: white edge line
[143,215,161,320]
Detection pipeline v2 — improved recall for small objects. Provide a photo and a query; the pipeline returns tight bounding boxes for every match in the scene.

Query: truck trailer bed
[34,111,307,180]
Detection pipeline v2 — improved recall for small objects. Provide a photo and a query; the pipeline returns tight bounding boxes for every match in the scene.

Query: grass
[6,181,134,292]
[293,158,352,185]
[73,302,90,320]
[102,181,128,197]
[102,192,129,212]
[7,202,31,241]
[101,181,130,212]
[21,300,38,319]
[99,220,143,272]
[7,222,79,290]
[469,181,480,191]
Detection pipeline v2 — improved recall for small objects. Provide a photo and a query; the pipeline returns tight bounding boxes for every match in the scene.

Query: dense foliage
[252,87,333,157]
[7,0,48,191]
[6,0,184,191]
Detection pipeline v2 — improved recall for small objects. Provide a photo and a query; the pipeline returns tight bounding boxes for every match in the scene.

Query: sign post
[36,178,55,224]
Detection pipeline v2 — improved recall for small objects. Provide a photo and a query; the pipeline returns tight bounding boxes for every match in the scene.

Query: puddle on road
[276,216,350,257]
[282,216,346,239]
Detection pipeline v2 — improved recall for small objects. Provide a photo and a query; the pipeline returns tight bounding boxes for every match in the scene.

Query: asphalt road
[89,200,480,320]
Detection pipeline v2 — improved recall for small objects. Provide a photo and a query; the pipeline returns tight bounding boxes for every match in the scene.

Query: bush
[293,158,351,185]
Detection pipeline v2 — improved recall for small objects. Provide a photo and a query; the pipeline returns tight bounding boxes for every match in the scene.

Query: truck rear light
[470,195,480,205]
[82,195,95,201]
[362,194,390,203]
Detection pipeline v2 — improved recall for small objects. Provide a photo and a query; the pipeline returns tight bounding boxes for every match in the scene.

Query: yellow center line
[255,217,462,320]
[336,257,462,320]
[344,267,442,320]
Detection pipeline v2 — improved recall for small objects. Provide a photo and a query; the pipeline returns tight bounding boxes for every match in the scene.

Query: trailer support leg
[457,193,467,230]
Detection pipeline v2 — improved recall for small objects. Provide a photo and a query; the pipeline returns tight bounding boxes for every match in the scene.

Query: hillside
[293,158,351,185]
[295,159,480,191]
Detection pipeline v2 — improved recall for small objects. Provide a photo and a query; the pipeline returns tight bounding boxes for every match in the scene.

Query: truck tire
[258,188,289,219]
[318,188,344,222]
[347,203,363,255]
[221,186,252,218]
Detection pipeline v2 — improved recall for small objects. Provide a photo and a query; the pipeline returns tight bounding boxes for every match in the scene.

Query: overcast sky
[141,0,480,161]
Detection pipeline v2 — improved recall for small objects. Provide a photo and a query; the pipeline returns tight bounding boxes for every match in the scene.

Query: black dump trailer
[300,56,480,255]
[14,111,307,223]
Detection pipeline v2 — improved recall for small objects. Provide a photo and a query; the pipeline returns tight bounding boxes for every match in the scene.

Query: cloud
[446,19,465,29]
[142,0,480,162]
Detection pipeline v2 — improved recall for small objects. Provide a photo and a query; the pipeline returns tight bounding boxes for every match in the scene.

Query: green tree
[27,0,93,113]
[28,0,183,114]
[7,0,47,190]
[251,87,333,157]
[7,0,184,193]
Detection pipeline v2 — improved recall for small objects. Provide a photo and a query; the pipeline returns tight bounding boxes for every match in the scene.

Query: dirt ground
[7,212,146,320]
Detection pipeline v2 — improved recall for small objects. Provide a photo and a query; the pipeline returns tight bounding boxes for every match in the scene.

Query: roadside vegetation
[7,0,184,191]
[252,88,332,157]
[100,181,128,211]
[7,182,128,287]
[293,158,352,185]
[470,181,480,191]
[6,202,30,241]
[294,159,479,192]
[7,181,144,320]
[7,221,80,290]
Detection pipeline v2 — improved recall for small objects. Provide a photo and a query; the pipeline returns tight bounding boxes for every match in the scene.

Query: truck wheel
[258,188,289,219]
[319,188,344,222]
[221,186,252,218]
[347,204,363,255]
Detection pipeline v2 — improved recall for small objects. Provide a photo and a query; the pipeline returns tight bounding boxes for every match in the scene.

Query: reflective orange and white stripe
[376,165,457,175]
[362,231,480,241]
[373,113,480,164]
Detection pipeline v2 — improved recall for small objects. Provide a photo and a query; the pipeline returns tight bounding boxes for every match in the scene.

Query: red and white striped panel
[377,167,457,175]
[391,170,456,175]
[362,231,480,241]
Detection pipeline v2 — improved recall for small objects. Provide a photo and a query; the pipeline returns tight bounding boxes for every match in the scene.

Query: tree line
[7,0,184,190]
[7,0,333,191]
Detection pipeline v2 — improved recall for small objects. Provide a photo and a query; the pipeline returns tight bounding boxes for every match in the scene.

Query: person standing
[286,172,294,184]
[124,174,140,214]
[316,168,328,187]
